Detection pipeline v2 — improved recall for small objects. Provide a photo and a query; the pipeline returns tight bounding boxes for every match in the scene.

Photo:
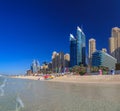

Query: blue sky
[0,0,120,74]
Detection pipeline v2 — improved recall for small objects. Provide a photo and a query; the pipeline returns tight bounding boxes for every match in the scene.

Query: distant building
[89,38,96,66]
[102,48,107,53]
[52,51,58,72]
[31,60,40,73]
[89,38,96,58]
[92,50,117,70]
[59,52,65,71]
[64,53,70,67]
[26,70,33,76]
[69,26,86,67]
[42,64,48,70]
[52,51,69,73]
[48,62,52,71]
[109,27,120,63]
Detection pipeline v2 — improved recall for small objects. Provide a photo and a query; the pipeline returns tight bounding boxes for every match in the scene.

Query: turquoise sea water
[0,75,120,111]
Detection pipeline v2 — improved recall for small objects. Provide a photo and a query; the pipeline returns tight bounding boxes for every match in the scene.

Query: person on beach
[111,69,115,75]
[99,69,102,75]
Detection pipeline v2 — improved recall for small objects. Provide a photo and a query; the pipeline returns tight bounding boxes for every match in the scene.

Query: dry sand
[10,75,120,84]
[11,75,39,80]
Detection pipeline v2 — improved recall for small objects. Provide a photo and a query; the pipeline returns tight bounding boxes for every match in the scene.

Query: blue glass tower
[31,60,40,73]
[76,26,86,66]
[70,34,77,67]
[31,60,37,73]
[69,26,86,67]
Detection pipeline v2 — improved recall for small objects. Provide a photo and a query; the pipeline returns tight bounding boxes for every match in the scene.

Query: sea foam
[16,95,24,111]
[0,78,7,96]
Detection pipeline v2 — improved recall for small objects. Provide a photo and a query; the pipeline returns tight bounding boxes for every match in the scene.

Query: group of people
[99,69,115,75]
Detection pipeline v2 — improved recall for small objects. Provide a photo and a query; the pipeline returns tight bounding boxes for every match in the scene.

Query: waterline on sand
[0,78,7,96]
[16,95,24,111]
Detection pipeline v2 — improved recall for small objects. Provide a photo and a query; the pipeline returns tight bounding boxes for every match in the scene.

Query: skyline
[0,0,120,74]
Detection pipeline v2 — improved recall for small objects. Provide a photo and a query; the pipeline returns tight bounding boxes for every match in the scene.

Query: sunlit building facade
[64,53,70,67]
[88,38,96,66]
[92,51,117,70]
[102,48,107,53]
[109,27,120,63]
[52,51,69,73]
[89,38,96,58]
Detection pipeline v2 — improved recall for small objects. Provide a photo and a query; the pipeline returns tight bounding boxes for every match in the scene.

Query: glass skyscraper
[70,26,86,67]
[76,26,86,66]
[70,34,77,67]
[31,60,40,73]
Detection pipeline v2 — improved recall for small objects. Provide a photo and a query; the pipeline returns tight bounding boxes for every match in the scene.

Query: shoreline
[10,74,120,84]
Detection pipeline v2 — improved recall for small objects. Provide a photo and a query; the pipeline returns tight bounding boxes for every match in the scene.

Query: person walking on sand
[99,69,102,75]
[111,68,115,75]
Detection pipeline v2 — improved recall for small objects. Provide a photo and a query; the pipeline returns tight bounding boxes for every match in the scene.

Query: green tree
[71,65,86,75]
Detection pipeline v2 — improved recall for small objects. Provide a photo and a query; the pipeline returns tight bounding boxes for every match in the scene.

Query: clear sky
[0,0,120,75]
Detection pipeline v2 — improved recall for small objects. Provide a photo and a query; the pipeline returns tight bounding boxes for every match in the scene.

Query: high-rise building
[89,38,96,58]
[52,51,68,73]
[64,53,70,67]
[70,26,86,67]
[92,51,117,70]
[109,27,120,63]
[59,52,65,72]
[48,62,52,71]
[52,51,58,72]
[26,70,33,76]
[77,26,86,65]
[70,34,77,67]
[31,60,40,73]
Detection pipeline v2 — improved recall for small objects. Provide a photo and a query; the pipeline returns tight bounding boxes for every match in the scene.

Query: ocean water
[0,75,120,111]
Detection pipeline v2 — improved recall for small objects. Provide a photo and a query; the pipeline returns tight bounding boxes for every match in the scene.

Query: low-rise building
[92,50,117,70]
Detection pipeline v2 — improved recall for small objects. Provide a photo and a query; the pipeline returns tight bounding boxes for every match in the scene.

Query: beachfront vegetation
[116,63,120,70]
[90,66,109,74]
[70,65,109,75]
[71,65,86,75]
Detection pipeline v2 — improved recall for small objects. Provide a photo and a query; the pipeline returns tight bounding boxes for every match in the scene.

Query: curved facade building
[92,51,117,70]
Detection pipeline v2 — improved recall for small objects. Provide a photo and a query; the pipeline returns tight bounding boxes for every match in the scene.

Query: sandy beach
[10,74,120,84]
[10,75,40,80]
